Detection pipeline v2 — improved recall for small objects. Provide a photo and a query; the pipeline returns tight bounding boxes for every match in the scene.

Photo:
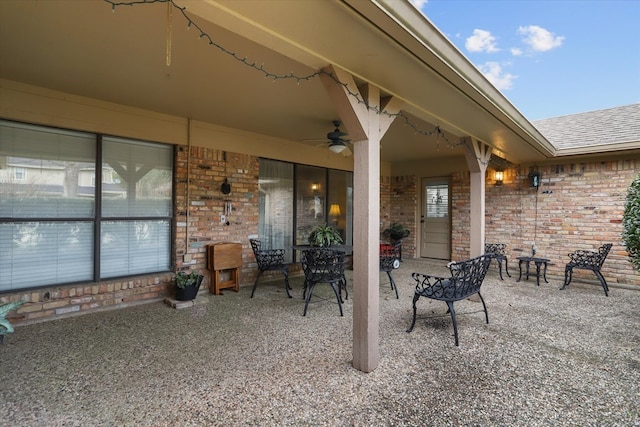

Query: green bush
[623,173,640,271]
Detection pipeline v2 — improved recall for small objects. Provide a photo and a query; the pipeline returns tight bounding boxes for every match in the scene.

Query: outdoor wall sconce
[528,171,541,190]
[494,170,504,186]
[329,204,341,226]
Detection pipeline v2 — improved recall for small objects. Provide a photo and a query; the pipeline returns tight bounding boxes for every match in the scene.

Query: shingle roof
[532,103,640,151]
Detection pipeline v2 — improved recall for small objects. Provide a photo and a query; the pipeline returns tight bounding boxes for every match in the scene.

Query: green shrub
[623,173,640,271]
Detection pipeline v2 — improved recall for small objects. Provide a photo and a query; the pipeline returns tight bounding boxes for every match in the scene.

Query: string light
[105,0,480,156]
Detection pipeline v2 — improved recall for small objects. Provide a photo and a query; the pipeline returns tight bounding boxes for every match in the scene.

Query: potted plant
[174,270,204,301]
[1,301,25,344]
[308,224,343,247]
[383,223,410,241]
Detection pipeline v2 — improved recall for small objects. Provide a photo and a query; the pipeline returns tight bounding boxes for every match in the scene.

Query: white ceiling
[0,0,554,166]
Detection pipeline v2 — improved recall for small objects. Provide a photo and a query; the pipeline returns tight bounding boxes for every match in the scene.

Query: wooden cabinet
[207,242,242,295]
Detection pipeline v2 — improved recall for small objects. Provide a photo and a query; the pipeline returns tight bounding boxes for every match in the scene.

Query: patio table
[292,244,353,253]
[516,256,550,286]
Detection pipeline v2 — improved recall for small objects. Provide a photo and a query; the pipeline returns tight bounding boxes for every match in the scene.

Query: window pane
[0,221,93,291]
[328,170,353,247]
[426,184,449,218]
[0,120,95,218]
[102,137,172,217]
[296,165,327,245]
[258,159,294,262]
[100,220,171,278]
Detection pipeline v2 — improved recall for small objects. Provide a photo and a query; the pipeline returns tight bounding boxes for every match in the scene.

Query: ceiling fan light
[328,142,346,153]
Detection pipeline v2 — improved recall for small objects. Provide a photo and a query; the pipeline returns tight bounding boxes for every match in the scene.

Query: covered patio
[2,261,638,426]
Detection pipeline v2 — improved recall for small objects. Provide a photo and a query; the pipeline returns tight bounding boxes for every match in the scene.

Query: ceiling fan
[300,120,353,156]
[324,120,352,156]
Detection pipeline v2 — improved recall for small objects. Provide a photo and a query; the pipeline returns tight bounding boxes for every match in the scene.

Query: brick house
[1,1,638,372]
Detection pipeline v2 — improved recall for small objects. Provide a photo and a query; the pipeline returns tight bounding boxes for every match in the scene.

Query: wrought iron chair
[249,238,291,298]
[561,243,612,296]
[380,243,401,299]
[301,248,346,316]
[485,243,511,280]
[407,255,492,346]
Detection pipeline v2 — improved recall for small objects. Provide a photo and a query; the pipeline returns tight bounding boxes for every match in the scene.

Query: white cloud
[518,25,564,52]
[511,47,523,56]
[465,29,500,53]
[409,0,428,10]
[478,62,516,90]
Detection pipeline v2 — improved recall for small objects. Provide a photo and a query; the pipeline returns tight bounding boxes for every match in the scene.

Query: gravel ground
[1,258,639,427]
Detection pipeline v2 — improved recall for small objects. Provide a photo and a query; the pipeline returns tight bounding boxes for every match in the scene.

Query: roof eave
[362,0,556,159]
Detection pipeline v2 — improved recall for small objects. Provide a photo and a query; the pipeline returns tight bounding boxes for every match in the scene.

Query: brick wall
[385,158,639,287]
[380,175,417,257]
[174,146,262,287]
[482,159,639,286]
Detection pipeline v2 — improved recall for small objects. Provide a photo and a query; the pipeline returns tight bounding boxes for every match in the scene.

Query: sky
[410,0,640,120]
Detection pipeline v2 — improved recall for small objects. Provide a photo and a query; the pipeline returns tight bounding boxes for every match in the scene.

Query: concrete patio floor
[1,258,638,426]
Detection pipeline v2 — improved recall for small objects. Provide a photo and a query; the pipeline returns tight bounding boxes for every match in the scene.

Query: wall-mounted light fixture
[329,204,341,226]
[494,170,504,186]
[528,170,541,190]
[311,183,320,192]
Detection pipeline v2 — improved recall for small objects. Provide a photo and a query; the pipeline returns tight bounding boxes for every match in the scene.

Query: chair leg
[477,291,489,324]
[250,271,264,298]
[594,270,609,296]
[560,266,573,290]
[446,301,459,346]
[504,258,511,278]
[386,271,399,299]
[406,294,420,332]
[341,274,348,301]
[303,282,317,316]
[283,270,292,298]
[329,281,344,316]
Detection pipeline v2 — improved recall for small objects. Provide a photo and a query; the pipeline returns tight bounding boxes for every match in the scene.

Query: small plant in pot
[308,224,343,247]
[383,223,410,241]
[174,270,204,301]
[1,301,25,344]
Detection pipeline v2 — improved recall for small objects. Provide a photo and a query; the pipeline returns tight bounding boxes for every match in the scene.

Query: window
[258,159,294,262]
[258,159,353,261]
[12,167,26,181]
[0,120,173,292]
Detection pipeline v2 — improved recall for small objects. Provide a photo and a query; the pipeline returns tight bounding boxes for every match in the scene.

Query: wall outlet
[220,214,226,224]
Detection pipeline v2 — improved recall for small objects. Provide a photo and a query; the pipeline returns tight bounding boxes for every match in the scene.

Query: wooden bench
[406,255,492,346]
[560,243,612,296]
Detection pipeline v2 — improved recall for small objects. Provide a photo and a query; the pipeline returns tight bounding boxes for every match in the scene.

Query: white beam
[463,137,491,257]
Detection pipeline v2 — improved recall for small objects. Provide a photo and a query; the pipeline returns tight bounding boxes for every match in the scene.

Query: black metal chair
[249,238,291,298]
[561,243,612,296]
[407,255,492,346]
[301,248,346,316]
[380,243,401,299]
[485,243,511,280]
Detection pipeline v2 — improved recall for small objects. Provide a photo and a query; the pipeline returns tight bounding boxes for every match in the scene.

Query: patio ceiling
[0,0,555,165]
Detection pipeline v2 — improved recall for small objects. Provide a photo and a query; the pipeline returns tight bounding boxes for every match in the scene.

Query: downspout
[185,118,191,261]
